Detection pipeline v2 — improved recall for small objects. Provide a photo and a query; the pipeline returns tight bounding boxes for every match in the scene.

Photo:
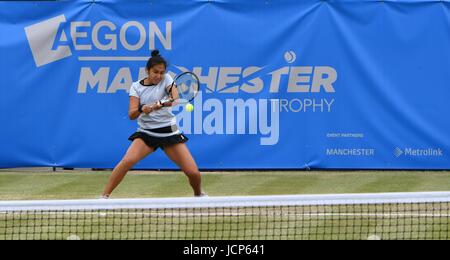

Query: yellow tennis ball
[185,103,194,112]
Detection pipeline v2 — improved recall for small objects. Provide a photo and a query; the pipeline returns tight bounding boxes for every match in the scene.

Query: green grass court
[0,170,450,200]
[1,170,449,240]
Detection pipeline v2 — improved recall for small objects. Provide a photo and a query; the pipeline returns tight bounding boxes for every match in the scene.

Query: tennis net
[1,191,449,240]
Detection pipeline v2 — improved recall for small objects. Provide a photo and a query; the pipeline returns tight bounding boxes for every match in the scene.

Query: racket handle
[159,99,172,106]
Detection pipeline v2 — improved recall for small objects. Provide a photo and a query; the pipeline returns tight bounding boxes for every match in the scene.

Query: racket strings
[173,74,199,103]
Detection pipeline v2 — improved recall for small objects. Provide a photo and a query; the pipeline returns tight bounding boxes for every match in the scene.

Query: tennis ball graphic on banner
[284,51,296,63]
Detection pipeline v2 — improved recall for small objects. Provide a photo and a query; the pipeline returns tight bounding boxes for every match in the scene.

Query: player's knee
[184,169,200,178]
[122,156,139,167]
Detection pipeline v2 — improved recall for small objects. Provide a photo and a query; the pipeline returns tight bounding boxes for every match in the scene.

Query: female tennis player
[102,50,206,198]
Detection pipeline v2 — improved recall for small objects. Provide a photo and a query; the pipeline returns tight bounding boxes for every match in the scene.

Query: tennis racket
[159,72,200,106]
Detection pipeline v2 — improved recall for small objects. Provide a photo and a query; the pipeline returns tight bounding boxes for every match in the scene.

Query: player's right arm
[129,96,163,120]
[128,96,141,120]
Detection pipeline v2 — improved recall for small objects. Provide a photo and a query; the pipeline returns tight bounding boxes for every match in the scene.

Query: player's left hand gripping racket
[159,72,200,106]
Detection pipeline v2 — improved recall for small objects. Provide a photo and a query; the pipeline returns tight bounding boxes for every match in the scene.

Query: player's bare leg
[163,143,203,196]
[102,139,155,197]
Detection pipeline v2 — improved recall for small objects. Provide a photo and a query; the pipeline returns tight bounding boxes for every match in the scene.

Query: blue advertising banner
[1,0,449,169]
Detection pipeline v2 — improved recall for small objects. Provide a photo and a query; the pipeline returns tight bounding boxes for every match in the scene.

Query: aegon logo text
[25,14,171,67]
[24,15,337,95]
[24,15,338,146]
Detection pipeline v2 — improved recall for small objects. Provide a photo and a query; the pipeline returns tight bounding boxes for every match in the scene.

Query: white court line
[1,192,450,211]
[1,211,449,218]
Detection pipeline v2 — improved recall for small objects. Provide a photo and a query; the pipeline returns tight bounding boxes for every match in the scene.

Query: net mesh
[1,192,449,240]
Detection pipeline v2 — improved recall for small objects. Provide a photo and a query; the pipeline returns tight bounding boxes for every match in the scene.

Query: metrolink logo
[24,14,172,67]
[394,147,444,157]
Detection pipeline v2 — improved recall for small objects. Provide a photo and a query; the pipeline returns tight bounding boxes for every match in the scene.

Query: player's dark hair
[146,50,167,70]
